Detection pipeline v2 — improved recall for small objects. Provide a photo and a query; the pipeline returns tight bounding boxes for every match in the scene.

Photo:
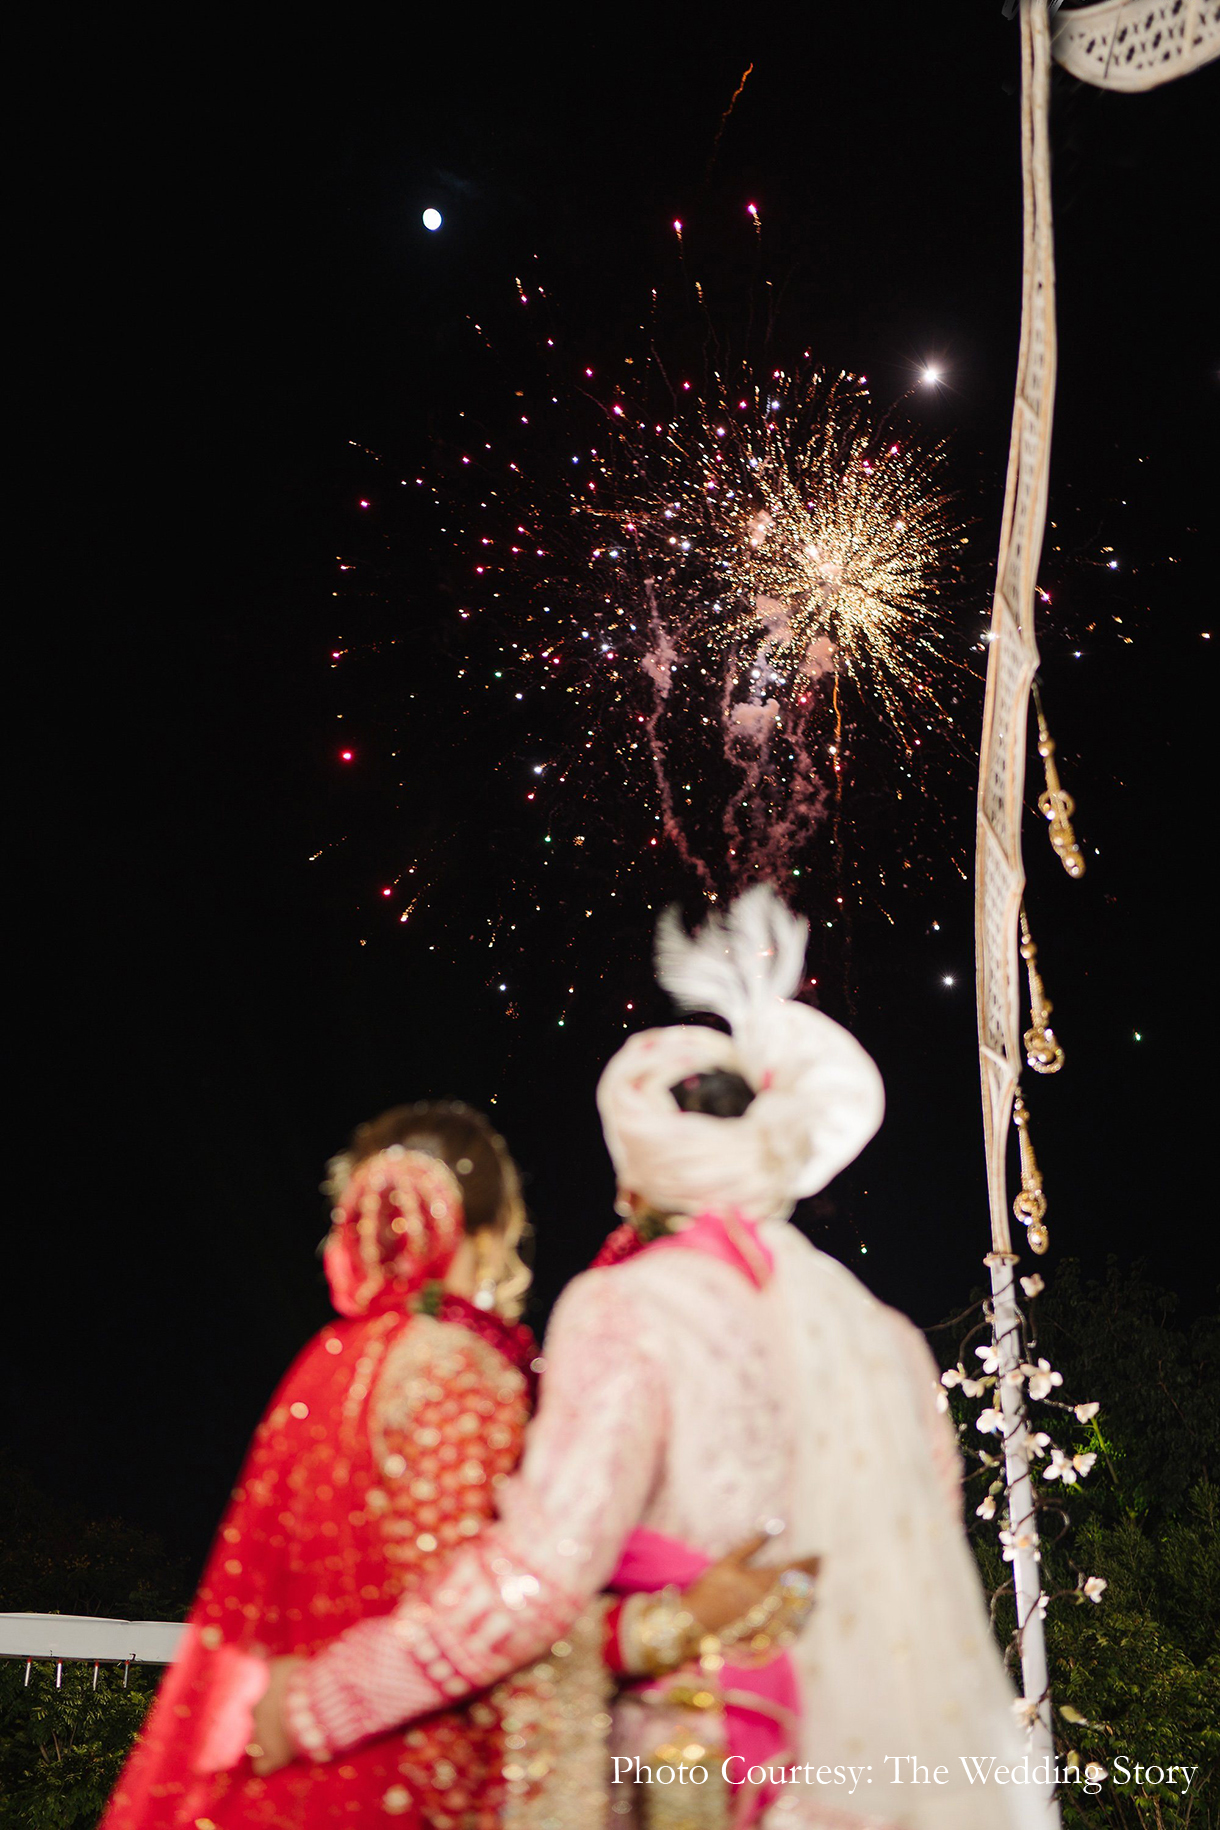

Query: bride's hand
[681,1532,820,1636]
[249,1656,304,1776]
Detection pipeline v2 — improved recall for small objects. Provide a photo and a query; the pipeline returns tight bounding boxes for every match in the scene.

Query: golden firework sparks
[596,369,955,745]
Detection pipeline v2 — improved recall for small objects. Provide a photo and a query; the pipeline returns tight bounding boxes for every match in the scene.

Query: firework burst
[318,335,978,1046]
[560,366,960,885]
[592,371,952,723]
[393,348,967,942]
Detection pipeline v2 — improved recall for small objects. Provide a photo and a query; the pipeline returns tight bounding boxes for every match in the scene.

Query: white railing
[0,1612,185,1666]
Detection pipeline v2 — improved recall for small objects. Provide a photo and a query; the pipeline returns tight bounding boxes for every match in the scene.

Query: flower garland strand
[933,1278,1109,1789]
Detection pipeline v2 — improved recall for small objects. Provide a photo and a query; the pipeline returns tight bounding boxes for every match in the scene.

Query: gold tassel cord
[1032,685,1085,877]
[1011,1093,1049,1255]
[1019,906,1065,1074]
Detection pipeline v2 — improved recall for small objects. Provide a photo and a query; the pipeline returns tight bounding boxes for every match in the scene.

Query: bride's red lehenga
[102,1146,538,1830]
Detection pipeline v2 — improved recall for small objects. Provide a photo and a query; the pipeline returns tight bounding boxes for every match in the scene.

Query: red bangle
[602,1598,628,1675]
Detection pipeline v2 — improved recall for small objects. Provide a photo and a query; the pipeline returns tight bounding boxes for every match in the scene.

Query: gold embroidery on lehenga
[496,1599,614,1829]
[375,1317,532,1830]
[613,1687,731,1830]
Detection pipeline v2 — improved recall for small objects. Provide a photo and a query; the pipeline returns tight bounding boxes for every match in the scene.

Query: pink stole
[611,1211,801,1823]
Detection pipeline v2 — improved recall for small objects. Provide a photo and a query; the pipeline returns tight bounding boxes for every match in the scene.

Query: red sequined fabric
[587,1221,646,1269]
[102,1295,536,1829]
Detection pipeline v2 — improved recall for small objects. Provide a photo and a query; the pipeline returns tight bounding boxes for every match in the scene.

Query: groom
[255,890,1034,1830]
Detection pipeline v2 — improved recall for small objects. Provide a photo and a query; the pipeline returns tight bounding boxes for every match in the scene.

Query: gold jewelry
[715,1567,817,1667]
[638,1733,731,1829]
[1033,684,1085,878]
[623,1586,702,1677]
[1012,1093,1049,1255]
[1019,906,1065,1075]
[623,1567,817,1680]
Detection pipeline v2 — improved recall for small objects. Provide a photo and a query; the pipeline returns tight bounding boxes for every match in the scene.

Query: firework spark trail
[641,582,718,892]
[716,629,829,884]
[639,575,828,888]
[708,62,755,178]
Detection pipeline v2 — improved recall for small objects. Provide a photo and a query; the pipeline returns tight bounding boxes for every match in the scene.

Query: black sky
[13,7,1217,1575]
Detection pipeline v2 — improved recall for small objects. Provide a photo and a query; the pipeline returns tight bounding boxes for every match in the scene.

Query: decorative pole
[974,0,1058,1776]
[974,0,1219,1770]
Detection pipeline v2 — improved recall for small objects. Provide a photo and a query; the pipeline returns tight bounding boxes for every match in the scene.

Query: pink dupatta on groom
[601,1212,804,1825]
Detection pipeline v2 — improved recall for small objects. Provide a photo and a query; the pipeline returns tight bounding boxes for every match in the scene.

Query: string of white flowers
[933,1275,1108,1788]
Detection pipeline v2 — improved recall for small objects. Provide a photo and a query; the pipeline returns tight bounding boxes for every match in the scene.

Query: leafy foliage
[0,1662,160,1830]
[938,1261,1220,1829]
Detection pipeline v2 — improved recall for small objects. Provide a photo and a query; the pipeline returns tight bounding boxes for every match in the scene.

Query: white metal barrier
[0,1612,185,1666]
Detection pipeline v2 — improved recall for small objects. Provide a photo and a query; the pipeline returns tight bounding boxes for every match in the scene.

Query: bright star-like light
[942,974,955,986]
[422,208,443,232]
[921,366,941,386]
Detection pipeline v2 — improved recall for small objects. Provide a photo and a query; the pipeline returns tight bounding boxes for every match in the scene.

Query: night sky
[15,8,1216,1579]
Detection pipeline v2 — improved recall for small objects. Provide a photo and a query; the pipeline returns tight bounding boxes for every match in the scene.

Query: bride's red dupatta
[102,1149,537,1830]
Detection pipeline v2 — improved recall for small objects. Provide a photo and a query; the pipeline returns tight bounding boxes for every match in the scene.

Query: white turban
[597,886,884,1221]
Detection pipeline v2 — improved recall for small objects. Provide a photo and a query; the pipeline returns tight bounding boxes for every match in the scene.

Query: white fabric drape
[757,1222,1054,1830]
